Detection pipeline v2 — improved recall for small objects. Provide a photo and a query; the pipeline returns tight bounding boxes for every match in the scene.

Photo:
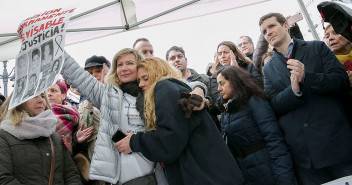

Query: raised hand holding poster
[9,7,75,109]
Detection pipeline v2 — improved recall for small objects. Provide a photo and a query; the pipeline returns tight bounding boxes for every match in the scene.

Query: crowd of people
[0,11,352,185]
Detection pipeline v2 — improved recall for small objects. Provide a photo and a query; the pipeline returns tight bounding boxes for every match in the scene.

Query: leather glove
[178,92,203,119]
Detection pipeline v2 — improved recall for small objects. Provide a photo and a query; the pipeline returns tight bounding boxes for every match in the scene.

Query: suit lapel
[292,38,308,62]
[268,52,291,88]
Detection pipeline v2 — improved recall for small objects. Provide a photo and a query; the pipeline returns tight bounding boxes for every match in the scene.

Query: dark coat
[188,68,211,98]
[247,53,253,60]
[188,68,221,130]
[253,34,269,69]
[263,38,352,169]
[237,60,263,88]
[221,96,296,185]
[130,79,244,185]
[0,130,81,185]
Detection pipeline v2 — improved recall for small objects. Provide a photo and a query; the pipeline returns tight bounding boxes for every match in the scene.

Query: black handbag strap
[49,136,55,185]
[233,140,266,158]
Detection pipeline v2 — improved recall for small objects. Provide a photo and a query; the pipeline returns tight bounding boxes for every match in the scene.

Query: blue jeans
[296,160,352,185]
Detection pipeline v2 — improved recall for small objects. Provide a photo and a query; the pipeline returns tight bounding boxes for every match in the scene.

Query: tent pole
[0,37,19,46]
[66,26,125,32]
[120,0,130,29]
[70,1,118,20]
[129,0,200,28]
[0,1,119,45]
[296,0,320,40]
[0,0,200,42]
[0,61,15,98]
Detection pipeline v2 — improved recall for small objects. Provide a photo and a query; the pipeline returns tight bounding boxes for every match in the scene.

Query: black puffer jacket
[220,96,296,185]
[0,130,81,185]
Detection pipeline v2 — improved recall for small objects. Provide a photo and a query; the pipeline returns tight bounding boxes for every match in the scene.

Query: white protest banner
[9,7,75,110]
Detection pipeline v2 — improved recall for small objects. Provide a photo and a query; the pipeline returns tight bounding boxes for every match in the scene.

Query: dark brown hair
[259,12,287,26]
[217,66,266,108]
[133,38,150,48]
[217,41,253,65]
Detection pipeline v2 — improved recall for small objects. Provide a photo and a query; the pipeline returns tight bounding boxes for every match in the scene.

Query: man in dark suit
[260,12,352,185]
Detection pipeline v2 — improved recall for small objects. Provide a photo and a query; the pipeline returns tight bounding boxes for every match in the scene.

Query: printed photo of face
[13,76,27,105]
[16,54,29,76]
[42,42,53,62]
[52,61,59,73]
[36,77,47,94]
[15,77,26,98]
[24,74,38,99]
[51,57,62,75]
[30,49,42,74]
[28,74,37,87]
[41,40,53,72]
[31,49,40,65]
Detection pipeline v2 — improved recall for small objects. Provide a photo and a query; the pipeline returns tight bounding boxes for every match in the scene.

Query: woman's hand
[61,135,72,155]
[76,124,94,143]
[230,50,238,67]
[114,133,133,155]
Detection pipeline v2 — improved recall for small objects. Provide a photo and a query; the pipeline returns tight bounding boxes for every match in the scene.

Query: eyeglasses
[238,42,250,47]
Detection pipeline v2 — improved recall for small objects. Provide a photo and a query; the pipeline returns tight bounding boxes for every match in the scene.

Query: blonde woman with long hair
[0,93,81,184]
[62,49,168,185]
[115,57,244,185]
[62,48,206,184]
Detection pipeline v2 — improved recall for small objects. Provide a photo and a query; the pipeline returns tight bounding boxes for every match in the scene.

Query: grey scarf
[0,110,57,140]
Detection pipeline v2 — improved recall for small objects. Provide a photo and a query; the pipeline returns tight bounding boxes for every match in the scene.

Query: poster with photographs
[9,7,75,110]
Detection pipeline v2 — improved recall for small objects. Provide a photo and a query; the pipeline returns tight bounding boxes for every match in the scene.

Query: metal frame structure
[0,0,200,45]
[297,0,320,40]
[0,0,201,97]
[0,0,329,97]
[0,61,15,98]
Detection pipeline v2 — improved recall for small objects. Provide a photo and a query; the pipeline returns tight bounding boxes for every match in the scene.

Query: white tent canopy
[0,0,269,61]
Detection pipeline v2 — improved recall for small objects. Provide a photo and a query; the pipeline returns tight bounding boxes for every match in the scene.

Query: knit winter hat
[55,79,67,94]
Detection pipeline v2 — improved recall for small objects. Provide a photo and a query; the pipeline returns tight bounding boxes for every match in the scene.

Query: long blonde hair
[0,92,52,126]
[137,57,182,130]
[104,48,145,87]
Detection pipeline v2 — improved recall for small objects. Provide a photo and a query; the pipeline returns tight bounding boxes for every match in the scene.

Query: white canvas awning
[0,0,269,61]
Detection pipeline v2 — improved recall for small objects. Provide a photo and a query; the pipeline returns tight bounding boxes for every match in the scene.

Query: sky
[0,0,327,97]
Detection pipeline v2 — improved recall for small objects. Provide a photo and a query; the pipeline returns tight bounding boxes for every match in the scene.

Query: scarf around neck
[121,81,146,120]
[336,49,352,64]
[0,110,56,140]
[120,81,141,97]
[51,102,79,138]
